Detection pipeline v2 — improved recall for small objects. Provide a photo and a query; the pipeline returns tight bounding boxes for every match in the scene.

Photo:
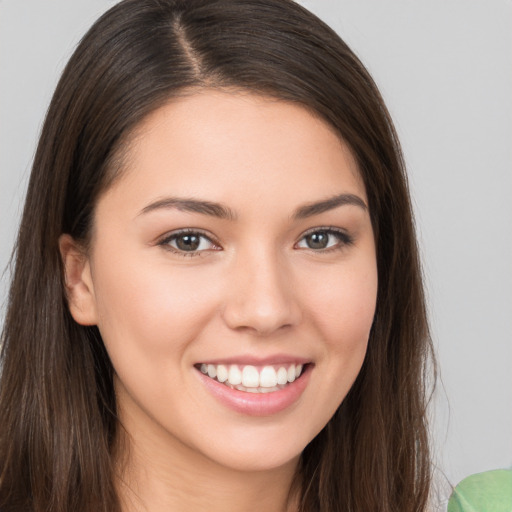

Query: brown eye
[304,231,330,249]
[161,231,218,254]
[296,228,353,251]
[175,233,201,251]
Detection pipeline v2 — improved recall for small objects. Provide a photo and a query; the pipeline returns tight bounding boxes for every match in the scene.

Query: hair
[0,1,435,511]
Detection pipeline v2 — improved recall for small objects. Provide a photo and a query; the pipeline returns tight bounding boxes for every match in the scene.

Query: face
[64,90,378,473]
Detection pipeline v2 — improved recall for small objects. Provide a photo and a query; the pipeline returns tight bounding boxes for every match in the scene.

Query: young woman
[0,1,435,511]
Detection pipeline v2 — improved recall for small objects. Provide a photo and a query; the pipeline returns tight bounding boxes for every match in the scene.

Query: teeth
[199,362,306,392]
[260,386,279,393]
[260,366,277,387]
[207,364,217,379]
[216,364,228,383]
[228,365,242,385]
[242,365,259,387]
[235,385,280,393]
[276,367,288,385]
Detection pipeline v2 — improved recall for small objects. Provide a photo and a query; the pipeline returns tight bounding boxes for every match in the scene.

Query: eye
[296,228,353,251]
[159,230,219,255]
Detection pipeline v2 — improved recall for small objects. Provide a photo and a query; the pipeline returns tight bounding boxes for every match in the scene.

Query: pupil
[176,234,200,251]
[307,231,328,249]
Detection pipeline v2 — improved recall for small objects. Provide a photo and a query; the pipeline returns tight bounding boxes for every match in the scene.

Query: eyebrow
[139,197,237,220]
[292,193,367,219]
[138,193,367,221]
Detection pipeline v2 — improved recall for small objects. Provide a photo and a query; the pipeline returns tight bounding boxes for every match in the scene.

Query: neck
[114,420,300,512]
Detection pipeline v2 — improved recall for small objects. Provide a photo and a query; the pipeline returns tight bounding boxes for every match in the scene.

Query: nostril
[221,300,301,335]
[220,258,303,335]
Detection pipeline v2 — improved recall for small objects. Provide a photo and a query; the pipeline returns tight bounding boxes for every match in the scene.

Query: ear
[59,234,98,326]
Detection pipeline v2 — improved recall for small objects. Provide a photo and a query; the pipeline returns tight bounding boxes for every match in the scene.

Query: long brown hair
[0,1,435,511]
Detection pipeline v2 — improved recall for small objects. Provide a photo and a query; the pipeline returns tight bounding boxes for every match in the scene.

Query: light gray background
[1,0,511,501]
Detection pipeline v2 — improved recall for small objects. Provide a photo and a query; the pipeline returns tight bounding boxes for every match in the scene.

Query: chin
[203,441,303,474]
[182,418,323,474]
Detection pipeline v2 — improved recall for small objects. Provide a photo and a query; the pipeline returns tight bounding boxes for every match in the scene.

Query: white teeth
[228,365,242,385]
[276,367,288,385]
[207,364,217,379]
[242,365,260,387]
[199,362,306,391]
[216,364,228,383]
[259,366,277,387]
[229,385,281,393]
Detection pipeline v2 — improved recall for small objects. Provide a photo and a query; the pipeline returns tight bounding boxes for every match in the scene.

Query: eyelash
[158,227,354,257]
[158,229,220,258]
[296,227,354,253]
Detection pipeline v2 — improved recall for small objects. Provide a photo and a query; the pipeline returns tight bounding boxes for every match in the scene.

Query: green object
[448,469,512,512]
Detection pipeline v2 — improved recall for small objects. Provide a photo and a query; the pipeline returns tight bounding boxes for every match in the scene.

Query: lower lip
[196,365,312,416]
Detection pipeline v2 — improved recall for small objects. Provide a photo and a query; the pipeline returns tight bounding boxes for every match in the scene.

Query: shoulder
[448,469,512,512]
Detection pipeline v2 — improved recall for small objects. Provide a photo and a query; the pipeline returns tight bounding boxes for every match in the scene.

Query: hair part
[0,1,435,511]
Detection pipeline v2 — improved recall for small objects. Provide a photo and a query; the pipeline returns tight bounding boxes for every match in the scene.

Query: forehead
[97,90,366,220]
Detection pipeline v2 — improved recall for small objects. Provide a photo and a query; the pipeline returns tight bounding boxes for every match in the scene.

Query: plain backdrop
[1,0,511,505]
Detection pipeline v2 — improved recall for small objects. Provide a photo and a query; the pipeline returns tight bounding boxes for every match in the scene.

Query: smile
[195,360,312,416]
[197,363,305,393]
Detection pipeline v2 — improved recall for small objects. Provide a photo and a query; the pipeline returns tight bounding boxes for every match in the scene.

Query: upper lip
[195,354,312,366]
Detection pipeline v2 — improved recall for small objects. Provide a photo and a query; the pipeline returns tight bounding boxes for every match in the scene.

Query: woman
[0,1,434,511]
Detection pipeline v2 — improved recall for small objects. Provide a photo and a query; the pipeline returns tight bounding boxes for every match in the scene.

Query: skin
[61,90,378,512]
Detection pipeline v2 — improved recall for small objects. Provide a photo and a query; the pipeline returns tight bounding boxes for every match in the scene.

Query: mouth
[194,359,313,416]
[194,362,308,394]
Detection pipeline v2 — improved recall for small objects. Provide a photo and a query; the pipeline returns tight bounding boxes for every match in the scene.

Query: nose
[221,247,302,336]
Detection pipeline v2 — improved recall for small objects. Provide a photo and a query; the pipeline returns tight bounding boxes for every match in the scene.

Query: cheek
[91,254,220,364]
[303,260,378,357]
[285,257,377,441]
